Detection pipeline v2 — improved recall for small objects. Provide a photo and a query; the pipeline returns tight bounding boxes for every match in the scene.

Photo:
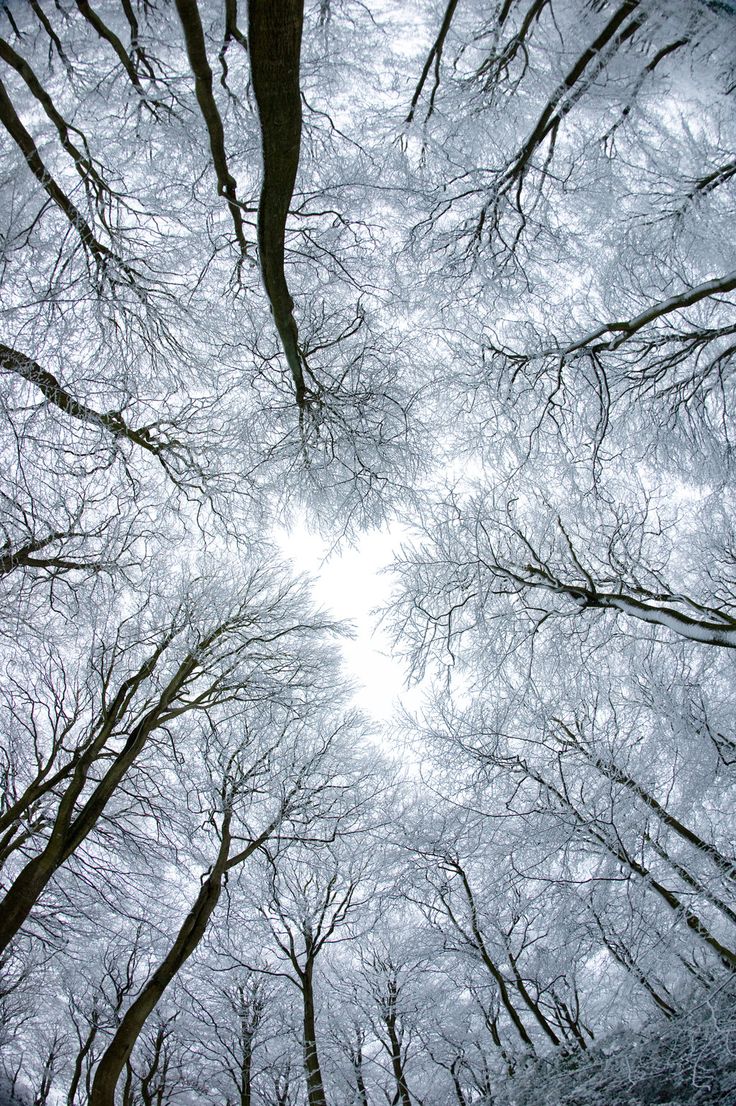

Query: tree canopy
[1,2,735,1104]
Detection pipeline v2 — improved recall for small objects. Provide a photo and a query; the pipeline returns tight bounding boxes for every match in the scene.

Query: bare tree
[254,837,380,1106]
[0,558,338,955]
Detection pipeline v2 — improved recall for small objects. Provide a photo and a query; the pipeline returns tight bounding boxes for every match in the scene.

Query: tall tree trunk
[248,0,308,407]
[449,1057,468,1106]
[89,820,232,1106]
[384,1010,412,1106]
[354,1057,369,1106]
[643,832,736,927]
[453,864,535,1049]
[239,1031,253,1106]
[506,952,561,1046]
[174,0,248,253]
[67,1011,100,1106]
[593,923,678,1018]
[593,755,736,883]
[301,962,328,1106]
[524,763,736,972]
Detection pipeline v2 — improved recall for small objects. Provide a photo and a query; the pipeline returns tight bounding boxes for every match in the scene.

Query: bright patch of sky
[276,523,413,722]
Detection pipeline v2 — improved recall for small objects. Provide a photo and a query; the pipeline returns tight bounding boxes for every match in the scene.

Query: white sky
[276,523,412,722]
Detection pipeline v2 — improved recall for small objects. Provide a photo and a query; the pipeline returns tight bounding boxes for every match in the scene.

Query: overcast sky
[277,524,412,721]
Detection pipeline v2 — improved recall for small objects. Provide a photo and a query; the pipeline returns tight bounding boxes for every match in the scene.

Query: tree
[0,555,338,955]
[253,829,383,1106]
[353,940,426,1106]
[0,0,421,536]
[88,705,357,1106]
[187,970,271,1106]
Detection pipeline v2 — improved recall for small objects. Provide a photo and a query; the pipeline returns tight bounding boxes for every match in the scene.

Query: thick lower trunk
[450,1058,468,1106]
[0,714,152,955]
[89,829,230,1106]
[0,846,63,956]
[302,968,328,1106]
[354,1065,369,1106]
[240,1038,252,1106]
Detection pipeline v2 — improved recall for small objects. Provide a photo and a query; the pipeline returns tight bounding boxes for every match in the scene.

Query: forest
[0,0,735,1103]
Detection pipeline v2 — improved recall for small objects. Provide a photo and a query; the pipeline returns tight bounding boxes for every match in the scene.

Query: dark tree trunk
[248,0,308,406]
[89,822,232,1106]
[594,755,736,883]
[301,962,328,1106]
[174,0,248,252]
[352,1039,369,1106]
[507,953,560,1046]
[0,649,196,956]
[384,1012,412,1106]
[453,865,535,1050]
[239,1033,252,1106]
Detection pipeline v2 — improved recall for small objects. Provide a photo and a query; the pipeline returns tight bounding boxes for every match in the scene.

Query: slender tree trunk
[406,0,460,122]
[596,929,678,1018]
[174,0,248,252]
[595,757,736,884]
[553,999,591,1050]
[0,77,111,265]
[240,1032,252,1106]
[453,865,535,1049]
[450,1057,468,1106]
[384,1012,412,1106]
[643,832,736,927]
[525,764,736,971]
[67,1015,99,1106]
[354,1057,369,1106]
[506,953,560,1046]
[345,1028,368,1106]
[485,1011,514,1074]
[75,0,145,92]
